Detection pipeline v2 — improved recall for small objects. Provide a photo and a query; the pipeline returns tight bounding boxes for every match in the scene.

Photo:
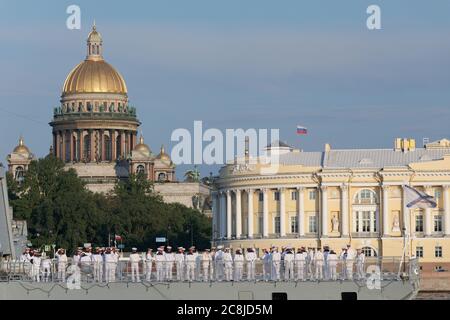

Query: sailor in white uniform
[185,248,197,281]
[314,248,324,281]
[165,246,175,281]
[356,248,366,280]
[145,248,153,281]
[233,248,244,282]
[129,247,141,282]
[283,246,295,281]
[328,250,338,281]
[245,248,257,281]
[155,247,166,282]
[55,248,68,282]
[262,249,271,281]
[41,255,52,282]
[175,247,185,281]
[223,248,234,281]
[30,251,41,282]
[346,245,356,280]
[270,246,281,281]
[294,247,306,281]
[72,249,82,266]
[214,246,224,281]
[104,248,116,282]
[307,248,315,281]
[92,248,103,282]
[201,249,213,282]
[209,247,216,280]
[339,247,348,280]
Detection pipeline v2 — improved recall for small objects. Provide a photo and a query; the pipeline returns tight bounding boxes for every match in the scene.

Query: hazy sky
[0,1,449,178]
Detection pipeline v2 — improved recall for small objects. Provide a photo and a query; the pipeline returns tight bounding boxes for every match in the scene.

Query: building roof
[266,140,293,149]
[277,148,450,169]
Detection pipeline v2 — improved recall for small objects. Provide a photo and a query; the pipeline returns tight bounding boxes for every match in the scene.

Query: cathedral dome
[61,24,127,97]
[133,136,151,156]
[13,137,31,155]
[156,145,171,161]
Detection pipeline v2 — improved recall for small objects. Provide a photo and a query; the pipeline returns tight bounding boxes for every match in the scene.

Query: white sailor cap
[132,247,137,251]
[157,247,164,251]
[217,245,224,249]
[167,246,172,249]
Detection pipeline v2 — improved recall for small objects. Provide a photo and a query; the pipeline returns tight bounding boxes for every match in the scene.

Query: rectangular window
[290,216,298,233]
[274,216,280,234]
[435,189,441,200]
[434,215,443,232]
[308,215,317,233]
[258,192,263,202]
[309,190,316,200]
[416,246,424,258]
[274,191,280,201]
[415,214,424,232]
[291,191,298,201]
[362,211,370,232]
[435,246,443,258]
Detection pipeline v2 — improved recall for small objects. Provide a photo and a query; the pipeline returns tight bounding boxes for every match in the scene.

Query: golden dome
[133,136,151,156]
[156,145,171,161]
[13,137,30,154]
[61,24,127,96]
[62,60,127,96]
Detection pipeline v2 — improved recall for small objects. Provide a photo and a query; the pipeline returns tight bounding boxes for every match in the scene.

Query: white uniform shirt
[223,252,233,265]
[294,252,305,262]
[245,251,257,263]
[185,253,196,264]
[328,253,338,266]
[129,253,141,263]
[175,253,185,263]
[202,253,212,264]
[234,253,244,265]
[155,253,166,263]
[314,251,324,263]
[284,252,294,263]
[357,253,365,264]
[271,252,281,263]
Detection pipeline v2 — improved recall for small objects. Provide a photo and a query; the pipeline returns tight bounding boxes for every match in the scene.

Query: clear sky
[0,1,449,178]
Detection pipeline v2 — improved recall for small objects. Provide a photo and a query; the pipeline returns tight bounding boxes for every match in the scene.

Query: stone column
[247,189,254,238]
[78,130,84,162]
[226,190,232,239]
[90,130,96,162]
[279,187,286,237]
[69,130,74,162]
[341,184,349,237]
[100,129,105,161]
[212,192,218,240]
[297,186,305,236]
[54,132,59,158]
[111,130,116,161]
[321,186,328,237]
[53,132,57,157]
[382,185,390,237]
[444,185,450,236]
[263,188,269,237]
[120,130,126,158]
[220,192,226,238]
[424,186,433,236]
[61,130,66,162]
[402,185,410,236]
[235,189,242,239]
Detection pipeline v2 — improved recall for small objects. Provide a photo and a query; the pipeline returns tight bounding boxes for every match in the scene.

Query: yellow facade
[212,140,450,264]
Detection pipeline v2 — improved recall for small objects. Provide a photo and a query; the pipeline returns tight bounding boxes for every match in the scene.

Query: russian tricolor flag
[296,125,307,135]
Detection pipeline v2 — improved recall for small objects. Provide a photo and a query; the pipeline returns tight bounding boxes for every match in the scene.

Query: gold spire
[86,22,103,61]
[133,135,151,156]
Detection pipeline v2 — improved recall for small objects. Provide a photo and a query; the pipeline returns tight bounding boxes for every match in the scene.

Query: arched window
[158,172,166,182]
[354,189,377,205]
[136,165,145,175]
[15,166,24,183]
[361,247,377,257]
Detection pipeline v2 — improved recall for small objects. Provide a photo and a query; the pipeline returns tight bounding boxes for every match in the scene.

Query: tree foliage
[8,156,211,253]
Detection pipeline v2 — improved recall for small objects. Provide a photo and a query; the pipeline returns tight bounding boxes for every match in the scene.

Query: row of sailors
[20,244,366,283]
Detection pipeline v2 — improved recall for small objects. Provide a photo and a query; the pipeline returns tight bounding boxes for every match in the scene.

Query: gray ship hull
[0,279,419,300]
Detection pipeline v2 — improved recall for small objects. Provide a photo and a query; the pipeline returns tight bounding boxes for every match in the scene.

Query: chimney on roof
[394,138,416,152]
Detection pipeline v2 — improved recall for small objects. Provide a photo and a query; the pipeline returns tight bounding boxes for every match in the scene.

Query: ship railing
[0,256,419,284]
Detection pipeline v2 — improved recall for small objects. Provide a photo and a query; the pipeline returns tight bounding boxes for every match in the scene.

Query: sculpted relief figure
[331,214,339,232]
[392,213,400,232]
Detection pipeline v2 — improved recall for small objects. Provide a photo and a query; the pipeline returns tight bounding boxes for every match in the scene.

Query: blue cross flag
[404,185,437,209]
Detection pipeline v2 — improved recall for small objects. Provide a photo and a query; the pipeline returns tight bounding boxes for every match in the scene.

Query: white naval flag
[404,185,437,209]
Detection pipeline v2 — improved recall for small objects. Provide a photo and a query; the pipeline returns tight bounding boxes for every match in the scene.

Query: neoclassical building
[212,138,450,263]
[7,25,210,212]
